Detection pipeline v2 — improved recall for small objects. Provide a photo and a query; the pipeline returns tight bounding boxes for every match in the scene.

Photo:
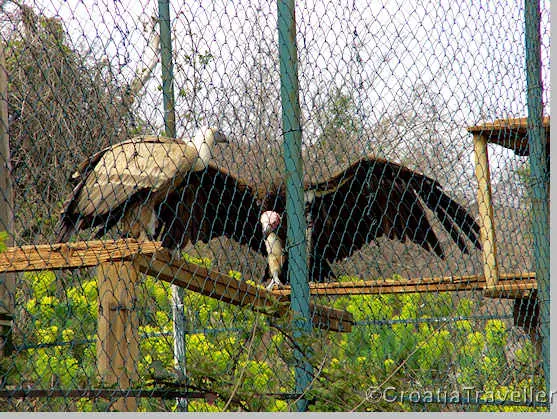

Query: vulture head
[191,126,229,170]
[260,210,281,236]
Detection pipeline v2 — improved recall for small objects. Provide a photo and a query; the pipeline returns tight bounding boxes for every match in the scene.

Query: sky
[6,0,549,129]
[1,0,552,200]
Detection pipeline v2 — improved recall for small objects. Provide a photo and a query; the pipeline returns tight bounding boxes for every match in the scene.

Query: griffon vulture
[259,157,481,289]
[56,126,228,242]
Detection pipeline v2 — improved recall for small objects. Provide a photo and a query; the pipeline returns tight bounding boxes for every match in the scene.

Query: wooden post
[472,133,499,296]
[0,40,15,356]
[96,260,140,411]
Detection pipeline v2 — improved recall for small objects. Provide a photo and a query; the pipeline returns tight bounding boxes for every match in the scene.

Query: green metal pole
[524,0,549,398]
[277,0,312,412]
[159,0,176,139]
[158,0,186,412]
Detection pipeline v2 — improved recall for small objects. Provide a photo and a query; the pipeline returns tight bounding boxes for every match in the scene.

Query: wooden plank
[271,272,537,298]
[135,249,353,332]
[467,116,550,155]
[136,251,279,308]
[0,239,161,273]
[473,133,500,295]
[97,261,140,412]
[489,280,537,299]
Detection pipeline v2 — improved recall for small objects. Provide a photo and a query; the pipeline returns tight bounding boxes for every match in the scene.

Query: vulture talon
[266,273,284,291]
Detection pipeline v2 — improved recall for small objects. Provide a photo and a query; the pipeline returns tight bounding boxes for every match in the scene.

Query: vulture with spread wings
[57,160,266,258]
[259,157,481,289]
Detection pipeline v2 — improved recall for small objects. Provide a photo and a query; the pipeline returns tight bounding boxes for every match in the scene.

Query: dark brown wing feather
[308,157,480,281]
[156,163,265,253]
[262,156,481,283]
[55,145,111,242]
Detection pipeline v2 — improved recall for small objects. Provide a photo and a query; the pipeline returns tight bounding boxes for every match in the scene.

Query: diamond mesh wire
[0,0,551,412]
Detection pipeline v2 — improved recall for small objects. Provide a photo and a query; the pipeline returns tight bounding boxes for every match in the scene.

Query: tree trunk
[0,41,15,356]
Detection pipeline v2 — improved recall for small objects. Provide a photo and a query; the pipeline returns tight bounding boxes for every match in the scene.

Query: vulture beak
[211,128,229,144]
[260,211,281,237]
[262,224,272,237]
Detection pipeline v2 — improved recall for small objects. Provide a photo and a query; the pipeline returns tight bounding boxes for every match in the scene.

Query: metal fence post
[159,0,176,138]
[524,0,550,398]
[277,0,312,412]
[158,0,187,411]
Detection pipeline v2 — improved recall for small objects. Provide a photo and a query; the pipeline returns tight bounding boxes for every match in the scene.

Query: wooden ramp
[134,249,353,332]
[0,239,353,332]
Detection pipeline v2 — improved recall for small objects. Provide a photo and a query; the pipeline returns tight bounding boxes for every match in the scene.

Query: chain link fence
[0,0,551,412]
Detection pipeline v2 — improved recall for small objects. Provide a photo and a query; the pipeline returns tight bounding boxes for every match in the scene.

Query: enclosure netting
[0,0,551,412]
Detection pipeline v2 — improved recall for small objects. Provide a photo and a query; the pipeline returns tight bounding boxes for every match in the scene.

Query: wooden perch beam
[1,240,535,327]
[271,272,537,299]
[0,240,353,332]
[0,241,536,300]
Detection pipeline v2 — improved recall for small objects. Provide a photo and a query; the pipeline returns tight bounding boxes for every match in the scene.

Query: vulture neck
[189,127,215,171]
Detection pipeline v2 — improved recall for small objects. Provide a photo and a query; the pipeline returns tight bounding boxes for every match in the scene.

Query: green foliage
[5,265,543,412]
[182,252,212,269]
[516,164,531,187]
[3,271,99,411]
[0,231,8,253]
[320,87,362,139]
[307,292,543,412]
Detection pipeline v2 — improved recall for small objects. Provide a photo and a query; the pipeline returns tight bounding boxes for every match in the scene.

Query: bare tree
[3,5,156,243]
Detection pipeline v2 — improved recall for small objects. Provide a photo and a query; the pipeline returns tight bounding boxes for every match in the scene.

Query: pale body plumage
[263,232,285,289]
[56,126,227,242]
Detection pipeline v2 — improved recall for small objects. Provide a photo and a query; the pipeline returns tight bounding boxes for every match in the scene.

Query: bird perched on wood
[55,126,229,242]
[259,156,481,289]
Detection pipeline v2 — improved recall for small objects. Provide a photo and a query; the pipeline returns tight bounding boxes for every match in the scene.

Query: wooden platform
[467,116,550,156]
